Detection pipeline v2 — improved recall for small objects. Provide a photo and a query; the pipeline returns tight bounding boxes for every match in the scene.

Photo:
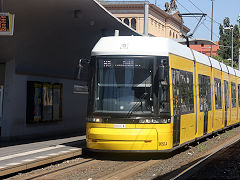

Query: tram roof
[92,36,240,75]
[235,69,240,77]
[91,36,194,60]
[192,50,211,66]
[207,57,221,71]
[219,62,228,73]
[228,66,236,76]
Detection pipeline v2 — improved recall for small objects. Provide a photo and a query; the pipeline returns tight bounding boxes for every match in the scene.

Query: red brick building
[189,41,219,56]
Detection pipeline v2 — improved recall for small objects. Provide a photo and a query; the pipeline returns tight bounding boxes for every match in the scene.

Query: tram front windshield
[95,57,153,115]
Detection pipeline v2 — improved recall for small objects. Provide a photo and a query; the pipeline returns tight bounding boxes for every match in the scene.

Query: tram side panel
[169,54,196,145]
[196,63,213,137]
[212,68,224,132]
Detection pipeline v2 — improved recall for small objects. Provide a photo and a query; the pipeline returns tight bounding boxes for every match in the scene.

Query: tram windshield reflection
[94,57,153,115]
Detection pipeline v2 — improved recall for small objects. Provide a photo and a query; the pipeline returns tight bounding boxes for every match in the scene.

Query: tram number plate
[114,124,126,128]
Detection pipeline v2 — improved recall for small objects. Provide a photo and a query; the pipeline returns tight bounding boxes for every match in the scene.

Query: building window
[124,18,129,26]
[131,18,136,30]
[27,81,62,124]
[172,68,194,114]
[176,34,178,39]
[199,74,211,111]
[231,82,236,108]
[214,78,222,109]
[173,32,175,38]
[169,30,172,37]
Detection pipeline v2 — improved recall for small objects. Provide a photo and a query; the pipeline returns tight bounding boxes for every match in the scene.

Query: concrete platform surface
[0,135,86,177]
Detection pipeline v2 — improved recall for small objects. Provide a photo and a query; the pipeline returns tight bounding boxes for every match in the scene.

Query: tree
[218,17,240,67]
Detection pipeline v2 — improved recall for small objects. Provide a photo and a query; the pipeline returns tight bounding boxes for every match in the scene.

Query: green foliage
[218,17,240,67]
[197,143,206,152]
[212,55,223,62]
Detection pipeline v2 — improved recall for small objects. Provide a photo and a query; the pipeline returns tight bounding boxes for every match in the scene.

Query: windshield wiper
[126,92,148,118]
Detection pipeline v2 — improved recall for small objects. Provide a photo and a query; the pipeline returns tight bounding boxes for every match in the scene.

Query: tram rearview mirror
[76,58,89,81]
[158,65,165,81]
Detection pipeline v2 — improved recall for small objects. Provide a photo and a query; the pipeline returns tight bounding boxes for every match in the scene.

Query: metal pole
[238,48,240,70]
[144,2,149,36]
[210,0,214,57]
[231,28,233,67]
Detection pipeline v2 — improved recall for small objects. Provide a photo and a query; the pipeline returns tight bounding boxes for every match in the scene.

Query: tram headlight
[87,117,103,123]
[139,118,171,124]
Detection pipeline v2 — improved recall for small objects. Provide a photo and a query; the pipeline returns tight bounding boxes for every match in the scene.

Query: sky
[161,0,240,41]
[109,0,240,41]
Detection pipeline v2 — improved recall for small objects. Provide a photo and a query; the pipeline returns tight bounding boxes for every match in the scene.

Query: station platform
[0,135,86,177]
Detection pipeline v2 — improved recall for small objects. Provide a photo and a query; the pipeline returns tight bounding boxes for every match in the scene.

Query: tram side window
[172,69,194,114]
[214,78,222,109]
[231,82,236,108]
[224,80,229,109]
[158,57,170,113]
[238,84,240,107]
[199,75,211,112]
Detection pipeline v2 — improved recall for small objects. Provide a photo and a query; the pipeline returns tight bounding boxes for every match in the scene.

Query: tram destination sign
[0,13,15,36]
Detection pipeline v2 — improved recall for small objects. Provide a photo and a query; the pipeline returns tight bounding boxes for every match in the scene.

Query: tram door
[199,75,211,135]
[224,81,229,127]
[172,70,181,146]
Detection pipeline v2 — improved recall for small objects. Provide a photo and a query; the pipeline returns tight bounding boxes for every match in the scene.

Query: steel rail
[171,134,240,180]
[98,159,162,180]
[20,158,100,180]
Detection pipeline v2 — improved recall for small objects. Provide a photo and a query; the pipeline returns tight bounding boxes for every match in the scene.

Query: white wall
[1,60,87,139]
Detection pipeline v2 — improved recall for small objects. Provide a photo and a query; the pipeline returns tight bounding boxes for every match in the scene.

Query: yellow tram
[84,36,240,152]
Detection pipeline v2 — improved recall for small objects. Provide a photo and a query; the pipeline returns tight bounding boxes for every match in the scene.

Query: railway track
[170,134,240,180]
[20,156,162,180]
[98,160,161,180]
[19,158,100,180]
[6,127,240,180]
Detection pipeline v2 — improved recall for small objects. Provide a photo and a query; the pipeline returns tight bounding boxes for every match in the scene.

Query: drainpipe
[144,1,149,36]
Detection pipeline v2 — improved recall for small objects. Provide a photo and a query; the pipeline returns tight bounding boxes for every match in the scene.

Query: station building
[100,0,190,38]
[0,0,139,140]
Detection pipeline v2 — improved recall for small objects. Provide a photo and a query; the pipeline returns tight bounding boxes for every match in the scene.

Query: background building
[190,41,219,57]
[100,1,190,38]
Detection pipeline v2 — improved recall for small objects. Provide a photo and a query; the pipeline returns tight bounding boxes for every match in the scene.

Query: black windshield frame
[88,56,170,118]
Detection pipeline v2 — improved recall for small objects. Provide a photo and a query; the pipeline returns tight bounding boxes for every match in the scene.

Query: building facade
[190,41,219,57]
[0,0,139,140]
[101,1,190,38]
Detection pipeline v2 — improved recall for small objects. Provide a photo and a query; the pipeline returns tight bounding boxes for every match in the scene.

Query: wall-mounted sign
[0,12,15,36]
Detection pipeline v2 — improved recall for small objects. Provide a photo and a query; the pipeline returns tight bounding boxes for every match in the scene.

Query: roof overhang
[0,0,139,78]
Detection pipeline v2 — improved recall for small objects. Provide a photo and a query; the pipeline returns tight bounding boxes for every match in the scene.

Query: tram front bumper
[87,127,158,151]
